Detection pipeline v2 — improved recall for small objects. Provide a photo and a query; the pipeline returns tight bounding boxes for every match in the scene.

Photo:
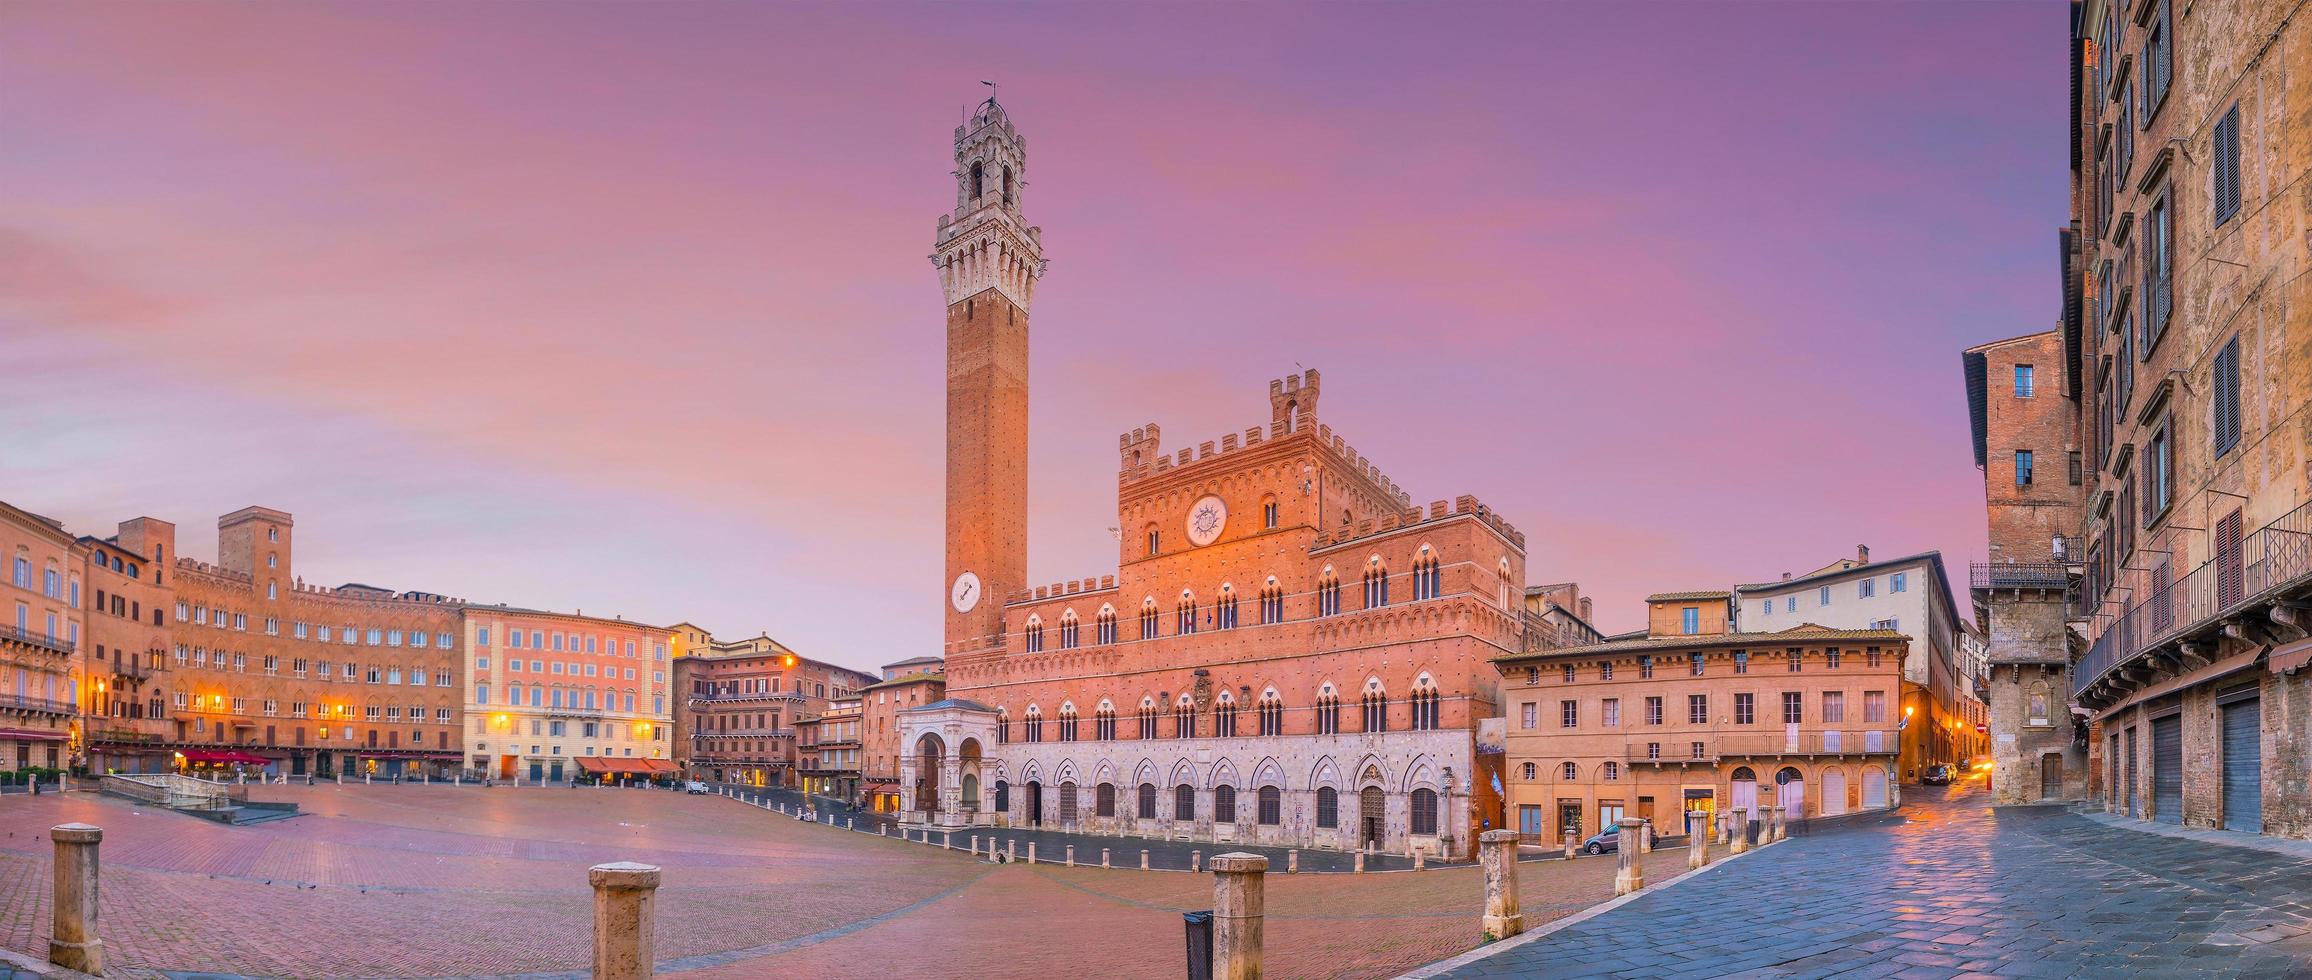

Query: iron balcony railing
[0,694,76,716]
[1970,562,2074,591]
[1622,730,1897,764]
[2076,496,2312,698]
[0,624,73,656]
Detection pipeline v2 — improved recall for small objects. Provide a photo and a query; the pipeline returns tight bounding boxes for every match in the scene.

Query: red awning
[0,729,69,742]
[180,749,269,765]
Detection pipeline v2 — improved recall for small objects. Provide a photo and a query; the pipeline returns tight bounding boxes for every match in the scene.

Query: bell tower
[935,96,1043,653]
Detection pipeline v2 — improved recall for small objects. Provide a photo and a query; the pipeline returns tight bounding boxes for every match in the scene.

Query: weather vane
[982,79,996,102]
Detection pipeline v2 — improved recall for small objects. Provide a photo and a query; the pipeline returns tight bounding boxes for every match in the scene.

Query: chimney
[1578,597,1593,622]
[1781,571,1792,581]
[1857,544,1870,563]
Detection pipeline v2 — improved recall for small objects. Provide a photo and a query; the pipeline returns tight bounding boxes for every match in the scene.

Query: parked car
[684,781,711,794]
[1579,818,1656,854]
[1921,765,1951,786]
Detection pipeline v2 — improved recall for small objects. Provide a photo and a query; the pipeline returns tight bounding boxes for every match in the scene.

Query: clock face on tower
[1185,495,1228,547]
[951,571,982,613]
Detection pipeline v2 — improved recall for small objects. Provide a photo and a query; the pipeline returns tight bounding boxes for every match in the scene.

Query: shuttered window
[2214,336,2241,456]
[2144,188,2173,347]
[2214,105,2242,226]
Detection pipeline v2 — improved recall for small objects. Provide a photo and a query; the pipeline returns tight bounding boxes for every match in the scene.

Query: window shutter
[2215,106,2241,225]
[2215,337,2241,455]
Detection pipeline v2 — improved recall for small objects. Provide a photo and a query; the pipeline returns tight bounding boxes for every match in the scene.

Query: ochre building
[899,98,1529,860]
[462,606,674,784]
[1495,593,1910,844]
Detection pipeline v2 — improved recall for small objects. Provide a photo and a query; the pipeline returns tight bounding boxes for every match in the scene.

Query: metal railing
[1623,730,1896,763]
[2076,496,2312,697]
[1970,562,2073,591]
[0,624,73,656]
[0,694,75,716]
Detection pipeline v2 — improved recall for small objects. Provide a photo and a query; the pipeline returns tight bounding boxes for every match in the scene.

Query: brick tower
[935,96,1044,653]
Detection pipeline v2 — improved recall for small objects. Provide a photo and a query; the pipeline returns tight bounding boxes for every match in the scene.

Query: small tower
[936,96,1045,653]
[1270,369,1319,435]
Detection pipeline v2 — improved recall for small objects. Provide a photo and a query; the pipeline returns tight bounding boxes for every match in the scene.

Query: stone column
[1729,808,1750,855]
[1211,853,1267,980]
[1613,818,1644,896]
[1686,810,1709,869]
[589,862,660,980]
[48,823,103,975]
[1563,829,1578,860]
[1478,829,1524,939]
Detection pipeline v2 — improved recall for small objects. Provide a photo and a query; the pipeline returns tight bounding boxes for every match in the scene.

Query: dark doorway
[1026,781,1044,826]
[1360,786,1386,849]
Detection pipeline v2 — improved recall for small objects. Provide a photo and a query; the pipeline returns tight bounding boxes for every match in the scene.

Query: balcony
[1970,562,2075,592]
[0,624,73,656]
[1623,730,1896,765]
[0,694,76,717]
[2075,496,2312,707]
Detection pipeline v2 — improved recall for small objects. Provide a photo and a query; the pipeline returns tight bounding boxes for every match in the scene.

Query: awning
[577,757,680,775]
[2269,636,2312,674]
[180,749,269,765]
[0,728,68,742]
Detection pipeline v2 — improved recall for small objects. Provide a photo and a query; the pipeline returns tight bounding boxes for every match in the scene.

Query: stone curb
[1391,835,1779,979]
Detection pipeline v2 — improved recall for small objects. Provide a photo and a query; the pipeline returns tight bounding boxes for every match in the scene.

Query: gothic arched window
[1411,788,1439,835]
[1096,606,1117,645]
[1059,610,1079,649]
[1002,165,1015,206]
[971,160,985,200]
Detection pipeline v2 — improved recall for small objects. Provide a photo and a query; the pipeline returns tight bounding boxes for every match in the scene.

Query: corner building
[900,98,1528,859]
[463,607,673,783]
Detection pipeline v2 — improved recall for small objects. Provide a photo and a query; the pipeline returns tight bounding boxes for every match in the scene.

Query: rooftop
[1494,623,1911,664]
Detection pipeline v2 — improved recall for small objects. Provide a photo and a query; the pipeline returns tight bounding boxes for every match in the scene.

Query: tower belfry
[936,96,1044,653]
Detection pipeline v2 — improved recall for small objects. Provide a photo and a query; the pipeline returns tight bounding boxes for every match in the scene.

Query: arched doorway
[1359,786,1386,850]
[1730,766,1759,824]
[1775,766,1806,819]
[1025,781,1044,826]
[914,733,945,818]
[1862,766,1888,809]
[957,738,983,818]
[961,773,980,811]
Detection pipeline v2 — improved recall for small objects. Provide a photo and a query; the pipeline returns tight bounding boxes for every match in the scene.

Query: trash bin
[1183,909,1214,980]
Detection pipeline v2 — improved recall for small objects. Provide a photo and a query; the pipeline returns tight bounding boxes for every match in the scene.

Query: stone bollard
[1613,818,1645,896]
[1773,805,1788,842]
[1141,849,1151,870]
[1478,828,1523,939]
[1563,829,1578,860]
[365,774,372,785]
[1730,808,1750,855]
[1686,810,1710,869]
[589,862,661,980]
[1007,841,1017,863]
[1287,849,1299,874]
[879,824,888,837]
[1717,812,1731,845]
[1066,845,1076,867]
[1354,851,1366,874]
[1102,848,1112,868]
[1413,848,1426,871]
[944,830,953,850]
[1028,842,1038,865]
[971,834,979,853]
[847,818,855,831]
[48,823,103,974]
[1191,850,1202,873]
[1211,853,1268,980]
[1639,822,1653,854]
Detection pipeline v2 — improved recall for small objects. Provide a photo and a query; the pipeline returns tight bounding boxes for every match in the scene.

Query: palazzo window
[1058,706,1077,742]
[1059,612,1079,649]
[1363,558,1390,609]
[1097,608,1117,645]
[1258,786,1281,825]
[1257,694,1283,736]
[1174,699,1194,739]
[1215,589,1237,630]
[1140,601,1159,640]
[1214,785,1237,824]
[1361,686,1387,733]
[1316,787,1338,829]
[1138,703,1158,739]
[1214,696,1237,738]
[1413,547,1442,600]
[1138,783,1157,820]
[1260,582,1284,624]
[1318,574,1341,616]
[1316,689,1340,735]
[1174,784,1196,821]
[1176,594,1199,635]
[1095,706,1116,741]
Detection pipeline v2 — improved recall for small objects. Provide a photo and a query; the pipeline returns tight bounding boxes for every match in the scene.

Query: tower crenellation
[934,97,1046,312]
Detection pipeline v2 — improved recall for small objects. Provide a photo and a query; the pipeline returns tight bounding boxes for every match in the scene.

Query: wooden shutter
[2215,337,2241,455]
[2215,106,2241,225]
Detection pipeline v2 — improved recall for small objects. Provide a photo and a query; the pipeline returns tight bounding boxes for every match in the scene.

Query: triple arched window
[1364,557,1390,608]
[1096,606,1117,645]
[1410,681,1442,731]
[1094,702,1117,741]
[1177,591,1199,635]
[1174,696,1195,739]
[1058,704,1078,742]
[1059,611,1079,649]
[1318,570,1342,617]
[1361,681,1388,733]
[1140,599,1160,640]
[1022,705,1043,743]
[1413,546,1443,601]
[1260,579,1285,624]
[1216,585,1238,630]
[1024,617,1044,653]
[1138,698,1159,739]
[1214,693,1237,738]
[1257,692,1284,736]
[1316,684,1341,735]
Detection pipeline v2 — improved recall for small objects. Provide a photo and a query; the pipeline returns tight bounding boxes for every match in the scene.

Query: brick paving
[1432,780,2312,979]
[0,783,1722,978]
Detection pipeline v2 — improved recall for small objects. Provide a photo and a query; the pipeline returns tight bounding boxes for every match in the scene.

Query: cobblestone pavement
[1433,779,2312,979]
[0,783,1726,978]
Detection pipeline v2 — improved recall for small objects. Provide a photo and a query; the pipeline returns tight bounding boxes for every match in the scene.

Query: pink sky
[0,2,2065,673]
